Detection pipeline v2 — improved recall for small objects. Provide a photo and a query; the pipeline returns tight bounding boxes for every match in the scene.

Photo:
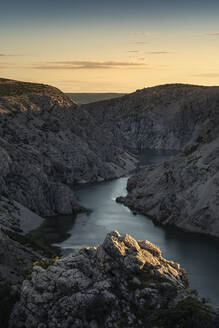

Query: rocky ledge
[10,231,219,328]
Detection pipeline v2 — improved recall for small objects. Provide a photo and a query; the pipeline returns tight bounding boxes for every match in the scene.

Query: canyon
[0,78,218,327]
[86,83,219,238]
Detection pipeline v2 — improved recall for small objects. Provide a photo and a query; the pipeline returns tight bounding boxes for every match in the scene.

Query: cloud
[34,60,146,70]
[147,51,174,55]
[191,73,219,78]
[127,50,140,53]
[206,33,219,36]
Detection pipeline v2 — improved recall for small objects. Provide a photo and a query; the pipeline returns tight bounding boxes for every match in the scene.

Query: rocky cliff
[0,78,136,216]
[10,231,219,328]
[0,79,137,326]
[1,80,219,327]
[85,84,219,151]
[84,83,219,238]
[117,114,219,238]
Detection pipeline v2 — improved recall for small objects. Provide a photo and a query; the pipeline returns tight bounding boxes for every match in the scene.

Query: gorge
[0,78,219,327]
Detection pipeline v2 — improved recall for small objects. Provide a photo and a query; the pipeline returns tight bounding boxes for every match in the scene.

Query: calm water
[34,150,219,305]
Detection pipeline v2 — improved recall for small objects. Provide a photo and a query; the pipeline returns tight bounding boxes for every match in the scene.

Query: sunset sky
[1,0,219,92]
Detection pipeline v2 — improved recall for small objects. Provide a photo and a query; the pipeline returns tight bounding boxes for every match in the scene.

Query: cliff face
[1,81,218,220]
[117,116,219,238]
[0,79,136,216]
[85,84,219,151]
[1,80,219,327]
[84,84,219,238]
[10,231,218,328]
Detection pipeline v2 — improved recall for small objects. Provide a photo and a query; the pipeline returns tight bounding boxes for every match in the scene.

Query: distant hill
[66,93,126,104]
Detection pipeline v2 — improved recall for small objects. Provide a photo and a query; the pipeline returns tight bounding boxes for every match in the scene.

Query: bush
[32,257,59,269]
[26,257,59,279]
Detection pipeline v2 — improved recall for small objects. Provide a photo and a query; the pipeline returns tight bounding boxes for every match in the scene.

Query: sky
[1,0,219,92]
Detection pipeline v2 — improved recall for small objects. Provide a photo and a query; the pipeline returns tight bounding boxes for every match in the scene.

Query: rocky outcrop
[10,231,218,328]
[117,116,219,238]
[0,78,136,216]
[85,84,219,151]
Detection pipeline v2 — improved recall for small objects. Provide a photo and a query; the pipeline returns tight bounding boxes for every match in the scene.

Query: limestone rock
[118,117,219,238]
[11,231,215,328]
[85,84,219,151]
[0,78,136,216]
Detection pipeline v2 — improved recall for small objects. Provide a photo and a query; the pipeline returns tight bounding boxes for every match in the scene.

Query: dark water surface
[35,149,219,305]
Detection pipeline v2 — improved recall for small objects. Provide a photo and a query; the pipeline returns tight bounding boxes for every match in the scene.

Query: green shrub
[32,256,59,269]
[26,257,59,279]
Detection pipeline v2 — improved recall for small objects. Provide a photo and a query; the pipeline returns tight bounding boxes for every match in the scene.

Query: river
[30,149,219,305]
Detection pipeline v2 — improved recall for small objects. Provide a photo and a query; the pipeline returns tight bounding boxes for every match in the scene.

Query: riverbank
[30,174,219,306]
[18,147,219,305]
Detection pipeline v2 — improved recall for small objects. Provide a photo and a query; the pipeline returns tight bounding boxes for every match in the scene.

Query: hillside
[85,84,219,237]
[0,79,219,326]
[0,78,135,216]
[0,79,136,326]
[85,84,219,150]
[117,116,219,238]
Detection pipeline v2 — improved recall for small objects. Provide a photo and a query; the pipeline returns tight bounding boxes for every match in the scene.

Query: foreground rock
[0,78,136,217]
[11,231,219,328]
[117,116,219,238]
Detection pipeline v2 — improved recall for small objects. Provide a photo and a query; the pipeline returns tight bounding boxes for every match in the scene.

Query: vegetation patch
[26,257,59,278]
